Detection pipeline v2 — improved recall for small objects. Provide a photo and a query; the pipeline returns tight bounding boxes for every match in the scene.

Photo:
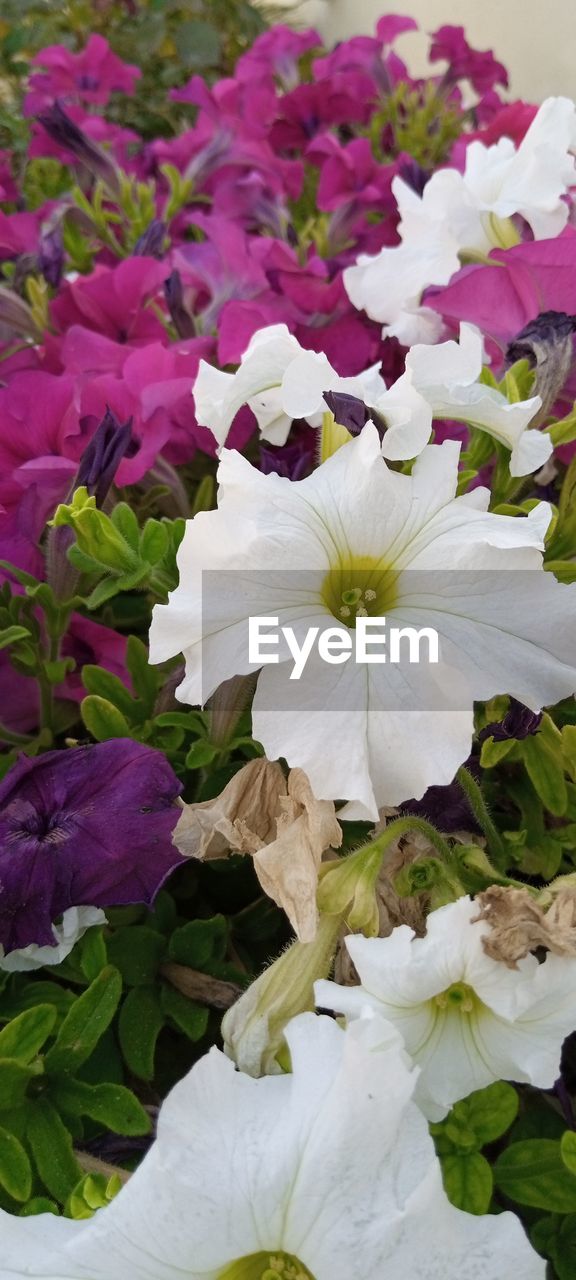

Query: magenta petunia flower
[0,741,183,953]
[429,24,509,94]
[25,34,140,115]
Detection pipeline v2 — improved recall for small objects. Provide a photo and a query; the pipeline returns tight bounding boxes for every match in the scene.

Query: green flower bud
[221,914,341,1077]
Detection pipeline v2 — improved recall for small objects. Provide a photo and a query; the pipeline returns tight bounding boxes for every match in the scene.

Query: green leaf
[139,519,169,566]
[178,19,222,68]
[185,739,219,769]
[168,916,228,969]
[495,1140,576,1211]
[561,1130,576,1176]
[83,566,149,611]
[154,710,206,731]
[521,732,568,816]
[26,1099,81,1203]
[81,666,137,719]
[80,695,133,742]
[0,1126,32,1201]
[0,1060,38,1110]
[52,1079,150,1136]
[79,927,108,982]
[441,1151,493,1215]
[545,560,576,583]
[118,986,164,1081]
[126,635,158,711]
[0,1006,57,1064]
[110,503,140,552]
[1,981,75,1023]
[44,967,122,1076]
[449,1082,519,1147]
[479,736,516,768]
[553,1214,576,1280]
[66,1171,121,1220]
[160,985,209,1042]
[107,927,166,986]
[549,405,576,445]
[19,1196,59,1217]
[0,625,30,650]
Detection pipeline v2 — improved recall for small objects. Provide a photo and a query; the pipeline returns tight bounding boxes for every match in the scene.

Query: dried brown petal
[253,769,343,943]
[172,758,286,859]
[474,884,576,968]
[173,761,342,942]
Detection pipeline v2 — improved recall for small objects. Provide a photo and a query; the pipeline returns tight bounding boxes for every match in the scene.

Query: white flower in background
[0,1012,544,1279]
[371,322,549,475]
[316,895,576,1121]
[344,96,576,343]
[0,906,105,973]
[193,322,385,447]
[149,426,576,820]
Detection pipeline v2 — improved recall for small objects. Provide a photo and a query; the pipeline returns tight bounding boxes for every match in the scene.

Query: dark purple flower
[480,698,543,743]
[322,390,387,442]
[76,406,133,506]
[396,157,430,197]
[322,390,371,436]
[401,756,482,833]
[259,422,316,480]
[133,220,167,260]
[506,310,576,420]
[0,741,183,953]
[37,102,120,194]
[164,270,195,340]
[38,225,65,288]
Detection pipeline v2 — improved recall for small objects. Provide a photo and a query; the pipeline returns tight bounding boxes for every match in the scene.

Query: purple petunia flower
[0,740,183,954]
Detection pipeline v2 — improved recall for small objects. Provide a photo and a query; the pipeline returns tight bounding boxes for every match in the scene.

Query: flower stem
[369,815,454,862]
[0,723,33,747]
[456,766,506,861]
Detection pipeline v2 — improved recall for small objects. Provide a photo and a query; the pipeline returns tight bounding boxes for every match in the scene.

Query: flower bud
[221,914,341,1077]
[317,840,385,936]
[38,102,121,195]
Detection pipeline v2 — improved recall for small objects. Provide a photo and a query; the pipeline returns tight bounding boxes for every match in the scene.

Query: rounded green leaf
[441,1151,493,1215]
[53,1079,150,1136]
[495,1140,576,1212]
[107,927,166,986]
[80,695,132,742]
[0,1005,57,1064]
[450,1082,519,1147]
[118,986,164,1081]
[160,985,209,1043]
[561,1130,576,1176]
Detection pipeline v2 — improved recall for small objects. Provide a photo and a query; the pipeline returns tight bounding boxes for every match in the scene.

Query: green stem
[369,815,454,862]
[0,723,33,747]
[456,766,506,861]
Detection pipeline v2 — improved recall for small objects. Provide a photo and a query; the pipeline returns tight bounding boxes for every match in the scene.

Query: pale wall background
[279,0,576,103]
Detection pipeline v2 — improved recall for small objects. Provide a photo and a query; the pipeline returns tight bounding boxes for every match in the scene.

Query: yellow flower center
[434,982,477,1014]
[321,555,399,627]
[219,1253,315,1280]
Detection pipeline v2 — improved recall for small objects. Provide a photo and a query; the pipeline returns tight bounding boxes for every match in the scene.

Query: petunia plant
[2,8,576,1280]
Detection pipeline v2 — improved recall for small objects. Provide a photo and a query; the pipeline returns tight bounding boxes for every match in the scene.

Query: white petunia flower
[316,895,576,1121]
[344,96,576,341]
[0,906,106,973]
[193,322,385,448]
[370,322,549,475]
[149,426,576,820]
[0,1012,544,1279]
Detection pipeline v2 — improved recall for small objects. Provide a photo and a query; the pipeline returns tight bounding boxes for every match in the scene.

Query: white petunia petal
[0,1012,544,1280]
[318,897,576,1119]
